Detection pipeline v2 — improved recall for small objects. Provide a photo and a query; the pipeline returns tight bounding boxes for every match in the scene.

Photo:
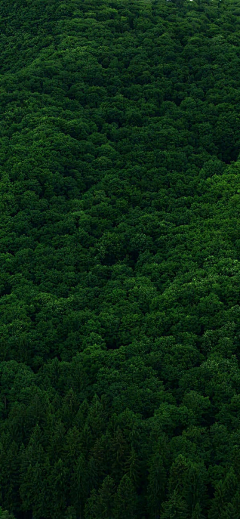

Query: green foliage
[1,0,240,517]
[0,508,16,519]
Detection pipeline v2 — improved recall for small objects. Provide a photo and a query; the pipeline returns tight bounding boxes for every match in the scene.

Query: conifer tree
[147,453,166,519]
[114,474,138,519]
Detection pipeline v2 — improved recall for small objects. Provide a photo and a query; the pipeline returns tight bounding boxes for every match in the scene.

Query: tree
[20,425,51,518]
[85,475,116,519]
[161,490,189,519]
[147,453,166,519]
[0,508,16,519]
[70,454,88,519]
[114,474,138,519]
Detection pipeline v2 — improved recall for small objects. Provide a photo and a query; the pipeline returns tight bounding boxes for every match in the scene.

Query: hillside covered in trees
[1,0,240,517]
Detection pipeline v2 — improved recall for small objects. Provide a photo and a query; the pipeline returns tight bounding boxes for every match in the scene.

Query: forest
[1,0,240,517]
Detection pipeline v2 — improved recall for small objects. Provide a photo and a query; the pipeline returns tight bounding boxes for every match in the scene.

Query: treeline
[1,0,240,517]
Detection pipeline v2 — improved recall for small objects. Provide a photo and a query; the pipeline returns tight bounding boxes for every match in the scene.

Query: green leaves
[0,508,16,519]
[2,0,240,517]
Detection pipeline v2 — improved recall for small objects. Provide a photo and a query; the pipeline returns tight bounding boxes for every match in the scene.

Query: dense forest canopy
[1,0,240,517]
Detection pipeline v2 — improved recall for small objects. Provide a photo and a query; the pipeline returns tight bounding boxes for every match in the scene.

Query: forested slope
[1,0,240,517]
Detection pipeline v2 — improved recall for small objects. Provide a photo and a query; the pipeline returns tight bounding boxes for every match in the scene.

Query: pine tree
[209,468,239,519]
[49,458,68,519]
[192,502,205,519]
[114,474,138,519]
[147,453,166,519]
[70,454,88,519]
[161,489,189,519]
[85,472,116,519]
[84,489,99,519]
[91,475,116,519]
[125,447,141,486]
[20,425,50,518]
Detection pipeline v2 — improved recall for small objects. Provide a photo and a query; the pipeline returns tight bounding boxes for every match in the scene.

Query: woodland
[1,0,240,517]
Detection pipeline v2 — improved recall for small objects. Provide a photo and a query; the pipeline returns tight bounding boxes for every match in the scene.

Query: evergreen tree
[114,474,138,519]
[147,453,166,519]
